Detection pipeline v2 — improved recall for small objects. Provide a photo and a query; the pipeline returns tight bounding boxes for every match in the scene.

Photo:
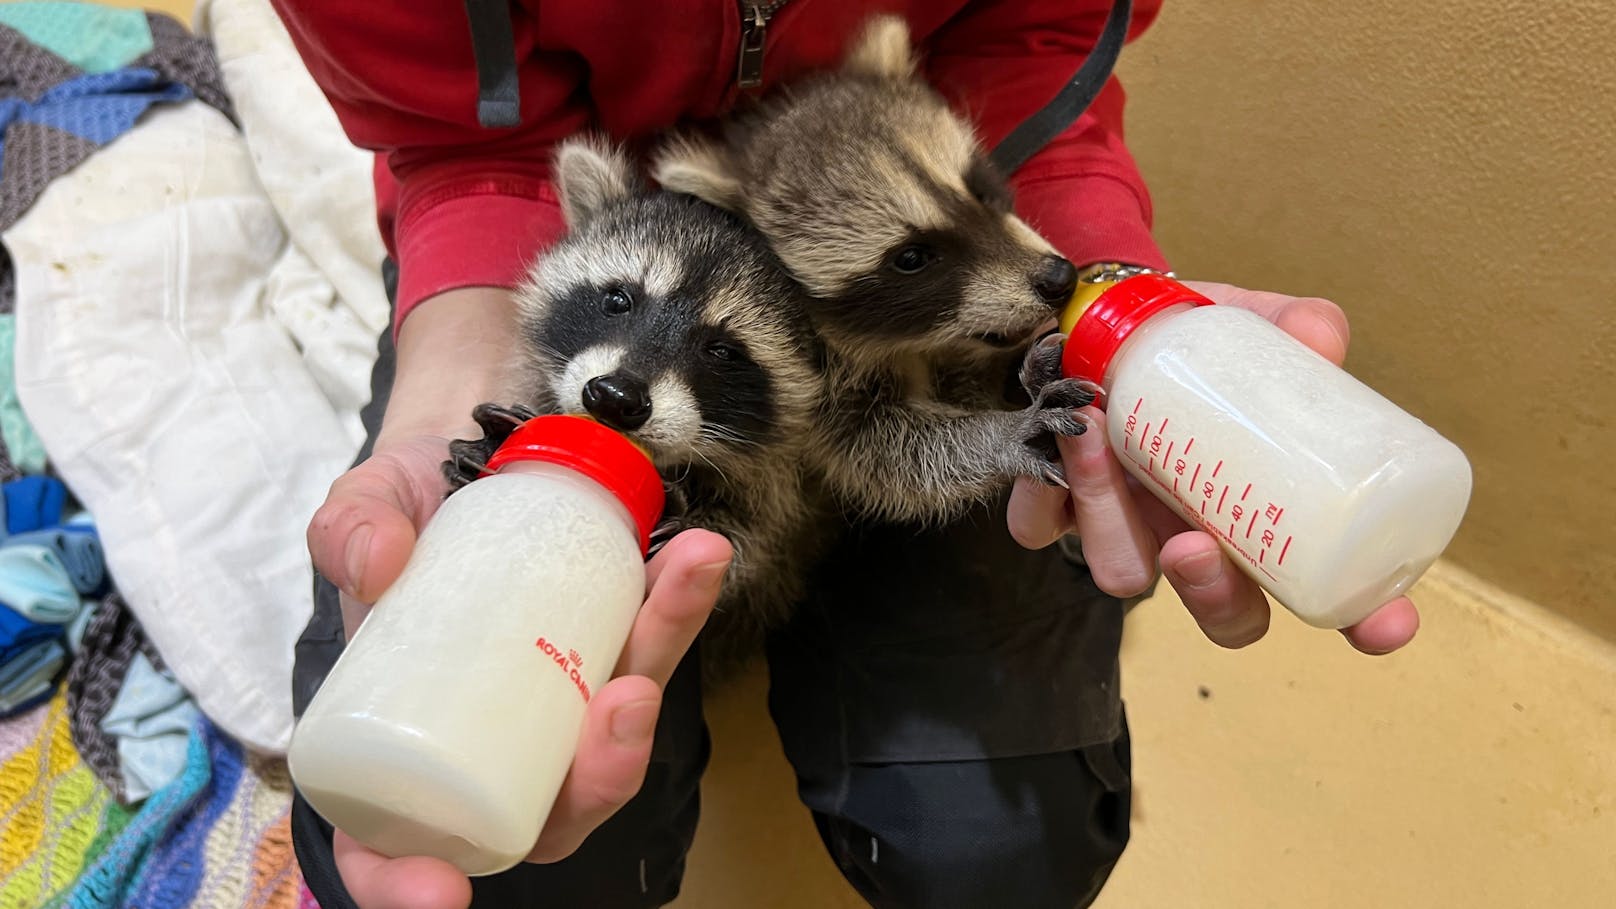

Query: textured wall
[1118,0,1615,638]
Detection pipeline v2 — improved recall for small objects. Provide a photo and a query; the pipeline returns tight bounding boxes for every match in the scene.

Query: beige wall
[1118,1,1616,637]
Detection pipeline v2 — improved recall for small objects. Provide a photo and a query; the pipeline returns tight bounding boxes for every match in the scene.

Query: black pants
[292,264,1134,908]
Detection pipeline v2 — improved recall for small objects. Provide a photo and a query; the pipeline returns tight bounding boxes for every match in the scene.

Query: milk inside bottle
[288,415,664,876]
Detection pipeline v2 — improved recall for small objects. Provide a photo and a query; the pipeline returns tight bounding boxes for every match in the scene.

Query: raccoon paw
[1018,332,1068,397]
[1010,378,1098,488]
[643,483,691,558]
[441,402,540,492]
[1003,438,1072,489]
[1033,377,1099,417]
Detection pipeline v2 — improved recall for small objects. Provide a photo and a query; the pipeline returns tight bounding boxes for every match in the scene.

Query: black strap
[463,0,521,128]
[989,0,1133,175]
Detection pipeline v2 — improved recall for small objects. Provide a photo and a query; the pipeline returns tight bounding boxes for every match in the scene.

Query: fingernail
[1173,550,1222,590]
[691,559,730,592]
[1209,609,1269,648]
[343,525,372,596]
[610,699,659,745]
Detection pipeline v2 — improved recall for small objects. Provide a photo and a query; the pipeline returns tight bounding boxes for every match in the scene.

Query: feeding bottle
[288,415,663,876]
[1058,274,1471,629]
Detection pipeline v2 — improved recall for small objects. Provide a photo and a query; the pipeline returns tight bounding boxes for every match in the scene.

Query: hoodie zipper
[736,1,789,90]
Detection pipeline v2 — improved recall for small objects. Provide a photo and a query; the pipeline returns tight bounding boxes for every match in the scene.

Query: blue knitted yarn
[124,722,244,907]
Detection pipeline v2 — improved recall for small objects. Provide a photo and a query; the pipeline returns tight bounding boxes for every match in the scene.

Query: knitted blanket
[0,688,314,909]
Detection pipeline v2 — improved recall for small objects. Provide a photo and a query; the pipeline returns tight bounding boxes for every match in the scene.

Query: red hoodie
[270,0,1169,330]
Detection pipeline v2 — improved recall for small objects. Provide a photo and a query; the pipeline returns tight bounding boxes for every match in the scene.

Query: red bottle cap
[1060,274,1214,387]
[482,415,665,555]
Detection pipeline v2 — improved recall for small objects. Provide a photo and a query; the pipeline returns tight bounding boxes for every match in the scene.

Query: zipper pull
[737,4,767,90]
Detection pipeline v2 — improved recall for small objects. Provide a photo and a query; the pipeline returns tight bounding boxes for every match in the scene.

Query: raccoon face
[655,16,1077,362]
[516,140,821,473]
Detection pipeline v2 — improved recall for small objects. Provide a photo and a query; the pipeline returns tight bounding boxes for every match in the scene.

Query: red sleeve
[925,0,1171,272]
[269,1,587,330]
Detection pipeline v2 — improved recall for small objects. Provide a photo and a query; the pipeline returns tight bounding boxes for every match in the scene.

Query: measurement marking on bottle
[1119,395,1292,583]
[1124,443,1280,583]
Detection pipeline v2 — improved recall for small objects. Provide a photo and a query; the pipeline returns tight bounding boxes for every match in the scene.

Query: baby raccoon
[445,139,826,639]
[654,15,1095,525]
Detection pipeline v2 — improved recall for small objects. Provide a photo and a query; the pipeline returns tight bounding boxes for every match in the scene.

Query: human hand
[1006,281,1419,655]
[301,289,734,908]
[308,434,731,909]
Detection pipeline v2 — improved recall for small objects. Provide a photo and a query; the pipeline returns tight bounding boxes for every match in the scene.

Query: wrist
[378,286,523,446]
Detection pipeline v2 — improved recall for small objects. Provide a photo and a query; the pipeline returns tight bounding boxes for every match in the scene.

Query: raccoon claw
[1003,438,1071,488]
[1018,332,1068,397]
[1034,457,1070,490]
[470,402,539,438]
[442,402,542,492]
[443,436,497,491]
[1034,377,1100,413]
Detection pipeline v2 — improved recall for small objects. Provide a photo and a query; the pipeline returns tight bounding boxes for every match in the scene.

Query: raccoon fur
[654,15,1097,526]
[444,139,828,655]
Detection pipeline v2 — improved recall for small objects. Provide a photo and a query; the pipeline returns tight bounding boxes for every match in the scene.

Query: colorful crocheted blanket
[0,687,314,909]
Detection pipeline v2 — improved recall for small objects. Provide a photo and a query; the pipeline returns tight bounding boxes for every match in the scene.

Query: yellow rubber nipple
[1059,280,1117,336]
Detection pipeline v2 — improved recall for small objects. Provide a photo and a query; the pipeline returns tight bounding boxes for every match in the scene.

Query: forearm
[377,287,524,446]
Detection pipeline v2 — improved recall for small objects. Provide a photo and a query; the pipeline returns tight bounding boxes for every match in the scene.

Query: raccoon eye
[705,342,743,362]
[602,288,633,315]
[890,244,937,275]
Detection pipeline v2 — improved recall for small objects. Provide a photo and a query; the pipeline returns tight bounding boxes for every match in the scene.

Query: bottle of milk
[288,415,664,876]
[1058,274,1471,630]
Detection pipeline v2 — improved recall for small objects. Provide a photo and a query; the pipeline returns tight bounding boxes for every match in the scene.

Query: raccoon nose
[1033,256,1078,307]
[582,375,652,431]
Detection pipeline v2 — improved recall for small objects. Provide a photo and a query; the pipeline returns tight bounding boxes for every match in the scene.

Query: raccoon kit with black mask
[444,138,827,639]
[655,16,1097,525]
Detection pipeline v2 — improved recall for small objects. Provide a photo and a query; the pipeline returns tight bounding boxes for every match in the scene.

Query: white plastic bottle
[288,415,664,876]
[1059,275,1472,629]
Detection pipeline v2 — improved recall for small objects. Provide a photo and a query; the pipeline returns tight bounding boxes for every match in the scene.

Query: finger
[1341,597,1420,654]
[1059,407,1159,597]
[619,529,732,686]
[1180,281,1350,366]
[526,674,662,864]
[1126,471,1192,549]
[332,829,472,909]
[1006,474,1075,549]
[1159,531,1271,648]
[308,457,425,603]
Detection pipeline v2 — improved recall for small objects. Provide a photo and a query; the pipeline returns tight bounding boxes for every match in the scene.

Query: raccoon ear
[653,134,745,213]
[843,15,916,79]
[555,138,639,225]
